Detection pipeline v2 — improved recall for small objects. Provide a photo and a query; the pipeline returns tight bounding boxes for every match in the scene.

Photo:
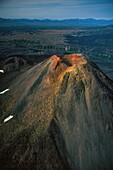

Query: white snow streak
[4,115,13,123]
[0,89,9,94]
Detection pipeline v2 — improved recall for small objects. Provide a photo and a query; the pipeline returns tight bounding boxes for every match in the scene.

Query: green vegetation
[0,25,113,79]
[0,26,113,62]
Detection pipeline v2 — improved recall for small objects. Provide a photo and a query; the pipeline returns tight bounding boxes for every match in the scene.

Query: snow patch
[0,70,4,73]
[0,89,9,94]
[4,115,13,123]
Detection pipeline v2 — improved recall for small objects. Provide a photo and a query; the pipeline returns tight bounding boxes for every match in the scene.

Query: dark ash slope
[0,54,113,170]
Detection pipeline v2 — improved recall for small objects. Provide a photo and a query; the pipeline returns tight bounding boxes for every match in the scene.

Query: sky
[0,0,113,20]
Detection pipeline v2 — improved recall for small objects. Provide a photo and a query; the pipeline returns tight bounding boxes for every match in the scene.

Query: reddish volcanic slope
[0,54,113,170]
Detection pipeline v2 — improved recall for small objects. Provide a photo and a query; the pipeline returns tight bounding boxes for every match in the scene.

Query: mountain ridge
[0,18,113,27]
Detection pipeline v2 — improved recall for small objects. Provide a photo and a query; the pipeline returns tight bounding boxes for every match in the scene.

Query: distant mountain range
[0,18,113,28]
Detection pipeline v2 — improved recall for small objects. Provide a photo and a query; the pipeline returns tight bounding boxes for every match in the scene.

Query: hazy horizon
[0,0,113,20]
[0,17,113,21]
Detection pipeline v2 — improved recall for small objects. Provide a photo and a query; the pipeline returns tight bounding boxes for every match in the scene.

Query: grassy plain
[0,26,113,79]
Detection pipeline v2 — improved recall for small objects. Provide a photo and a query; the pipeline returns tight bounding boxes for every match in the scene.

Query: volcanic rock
[0,57,27,72]
[0,54,113,170]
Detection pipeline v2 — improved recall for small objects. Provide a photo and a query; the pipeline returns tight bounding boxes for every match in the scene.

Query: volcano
[0,54,113,170]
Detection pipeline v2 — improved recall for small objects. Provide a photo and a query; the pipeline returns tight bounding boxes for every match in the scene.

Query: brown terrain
[0,54,113,170]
